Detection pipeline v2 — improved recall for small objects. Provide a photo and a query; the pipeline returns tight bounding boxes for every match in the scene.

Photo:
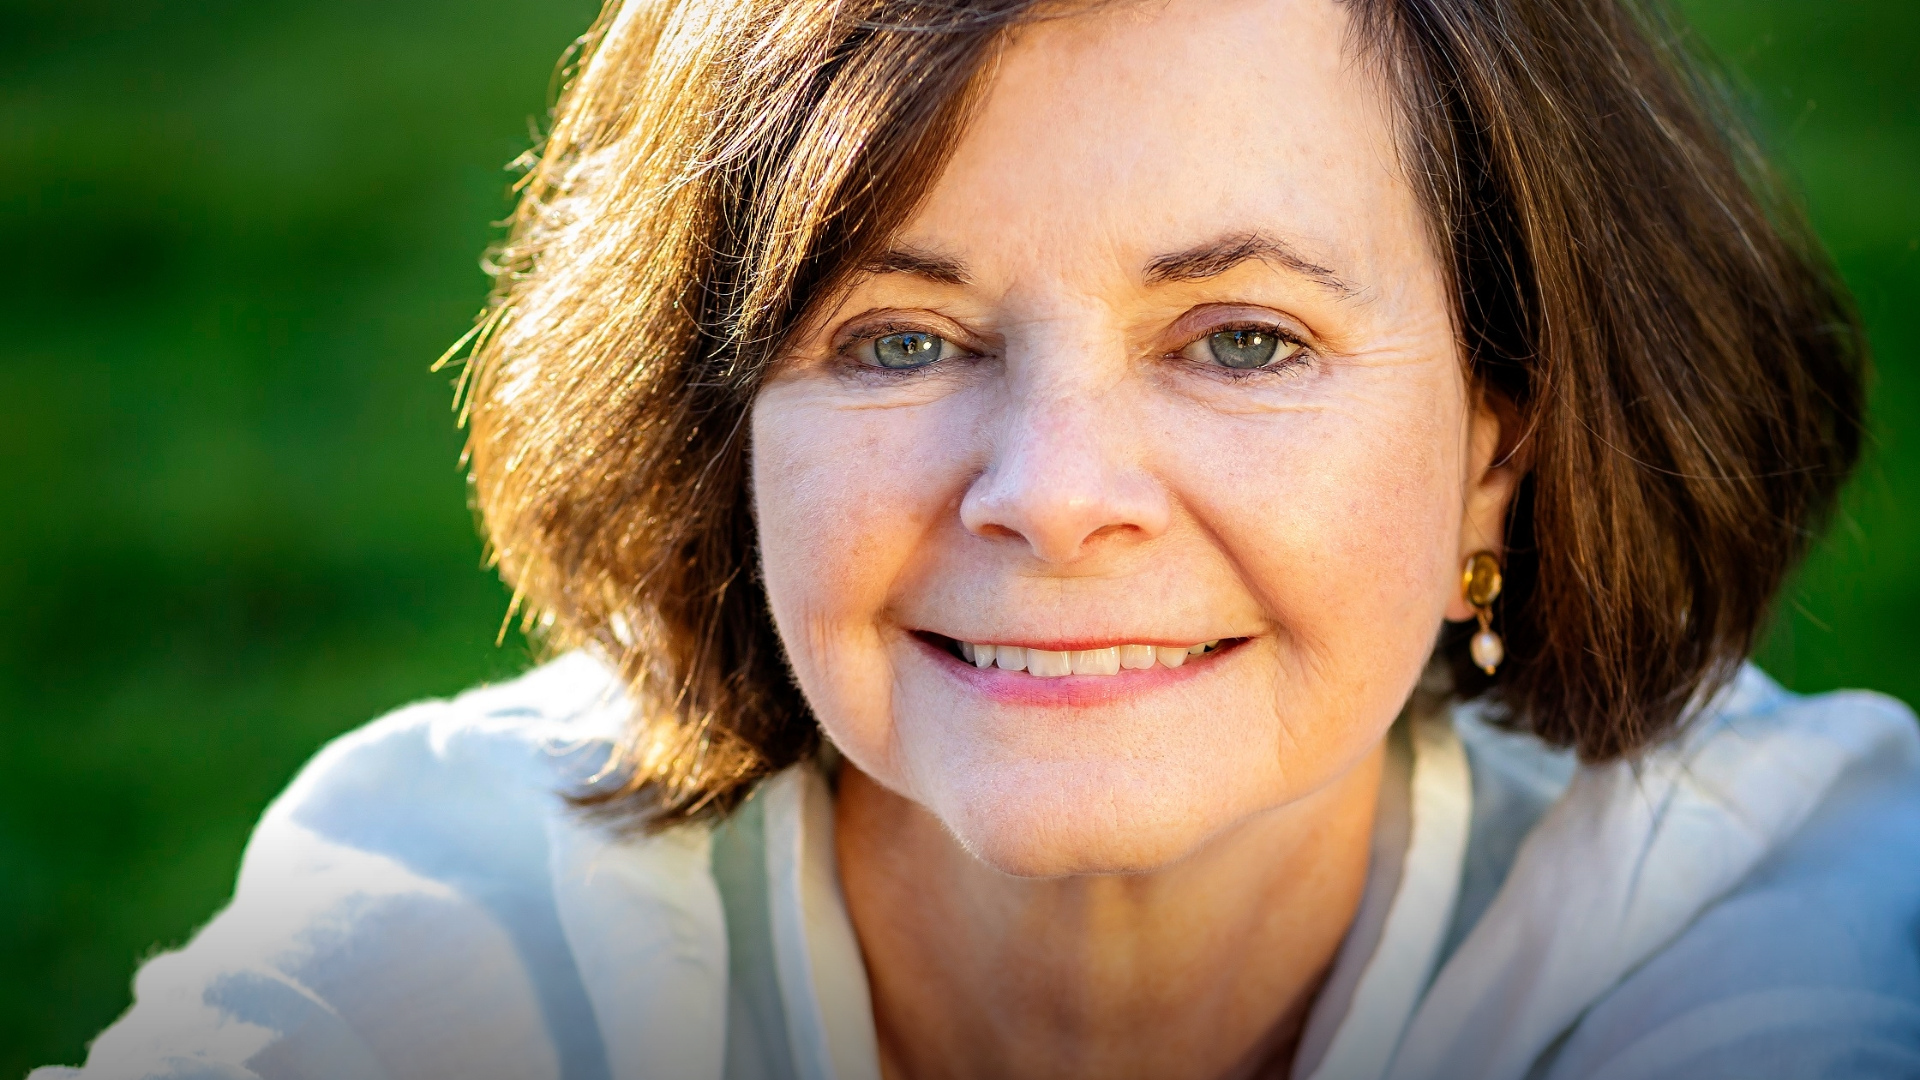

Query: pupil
[1209,328,1280,369]
[875,332,943,369]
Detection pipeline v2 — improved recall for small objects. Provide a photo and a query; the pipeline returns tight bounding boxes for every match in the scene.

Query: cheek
[1176,383,1465,715]
[750,386,965,768]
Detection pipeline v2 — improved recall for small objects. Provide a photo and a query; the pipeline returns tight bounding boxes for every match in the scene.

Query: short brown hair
[459,0,1865,825]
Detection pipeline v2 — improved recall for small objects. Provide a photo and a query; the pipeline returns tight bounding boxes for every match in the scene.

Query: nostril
[970,521,1026,543]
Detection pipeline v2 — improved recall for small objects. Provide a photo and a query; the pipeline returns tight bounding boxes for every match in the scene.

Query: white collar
[1301,710,1474,1079]
[760,767,883,1080]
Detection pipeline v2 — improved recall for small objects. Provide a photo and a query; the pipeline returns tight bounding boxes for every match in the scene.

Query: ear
[1444,384,1528,623]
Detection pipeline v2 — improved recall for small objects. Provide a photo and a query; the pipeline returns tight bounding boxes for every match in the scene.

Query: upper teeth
[958,640,1222,676]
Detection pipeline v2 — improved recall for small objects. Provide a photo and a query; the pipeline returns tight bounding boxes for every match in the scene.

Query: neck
[834,747,1385,1080]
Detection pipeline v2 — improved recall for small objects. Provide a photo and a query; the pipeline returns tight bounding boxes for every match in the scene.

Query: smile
[954,640,1223,677]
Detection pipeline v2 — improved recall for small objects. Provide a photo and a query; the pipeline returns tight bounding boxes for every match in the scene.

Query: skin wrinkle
[749,1,1517,1077]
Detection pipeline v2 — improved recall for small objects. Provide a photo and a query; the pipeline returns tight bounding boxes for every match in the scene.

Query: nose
[959,384,1171,564]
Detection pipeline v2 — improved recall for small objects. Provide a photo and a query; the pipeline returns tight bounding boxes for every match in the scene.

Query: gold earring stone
[1463,551,1505,674]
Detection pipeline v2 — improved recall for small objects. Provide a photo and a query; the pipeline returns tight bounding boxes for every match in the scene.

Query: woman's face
[752,0,1517,877]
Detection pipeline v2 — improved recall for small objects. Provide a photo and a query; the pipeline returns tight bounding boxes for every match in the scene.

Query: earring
[1463,551,1504,675]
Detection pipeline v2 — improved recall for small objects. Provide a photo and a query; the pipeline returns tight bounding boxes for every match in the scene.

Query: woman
[41,0,1920,1077]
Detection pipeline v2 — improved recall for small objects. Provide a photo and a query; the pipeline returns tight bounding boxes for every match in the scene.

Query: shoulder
[1452,666,1918,924]
[41,653,680,1080]
[266,648,630,817]
[1671,664,1918,803]
[1402,667,1920,1080]
[227,648,636,958]
[1545,670,1920,1078]
[1457,663,1917,851]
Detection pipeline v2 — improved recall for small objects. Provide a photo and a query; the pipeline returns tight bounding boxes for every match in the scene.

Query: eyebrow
[1144,231,1357,296]
[857,245,971,286]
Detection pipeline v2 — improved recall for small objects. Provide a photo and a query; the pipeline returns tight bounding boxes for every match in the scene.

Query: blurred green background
[0,0,1913,1071]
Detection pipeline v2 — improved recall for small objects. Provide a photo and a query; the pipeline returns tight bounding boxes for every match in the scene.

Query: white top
[35,653,1920,1080]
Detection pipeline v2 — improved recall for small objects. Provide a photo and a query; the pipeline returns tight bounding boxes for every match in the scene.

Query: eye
[1181,326,1304,371]
[868,330,947,370]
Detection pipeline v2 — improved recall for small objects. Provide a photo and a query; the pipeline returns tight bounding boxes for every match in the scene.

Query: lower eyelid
[838,344,987,379]
[1208,356,1311,379]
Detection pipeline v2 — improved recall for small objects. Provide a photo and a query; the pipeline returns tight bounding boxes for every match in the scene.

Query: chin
[927,759,1266,878]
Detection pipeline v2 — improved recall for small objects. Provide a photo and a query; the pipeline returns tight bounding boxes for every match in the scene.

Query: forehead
[901,0,1424,288]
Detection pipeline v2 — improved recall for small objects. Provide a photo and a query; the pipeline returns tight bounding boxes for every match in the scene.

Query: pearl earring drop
[1463,551,1505,675]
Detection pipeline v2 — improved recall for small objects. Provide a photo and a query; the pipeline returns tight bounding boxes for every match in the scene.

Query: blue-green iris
[1208,328,1281,369]
[874,331,944,369]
